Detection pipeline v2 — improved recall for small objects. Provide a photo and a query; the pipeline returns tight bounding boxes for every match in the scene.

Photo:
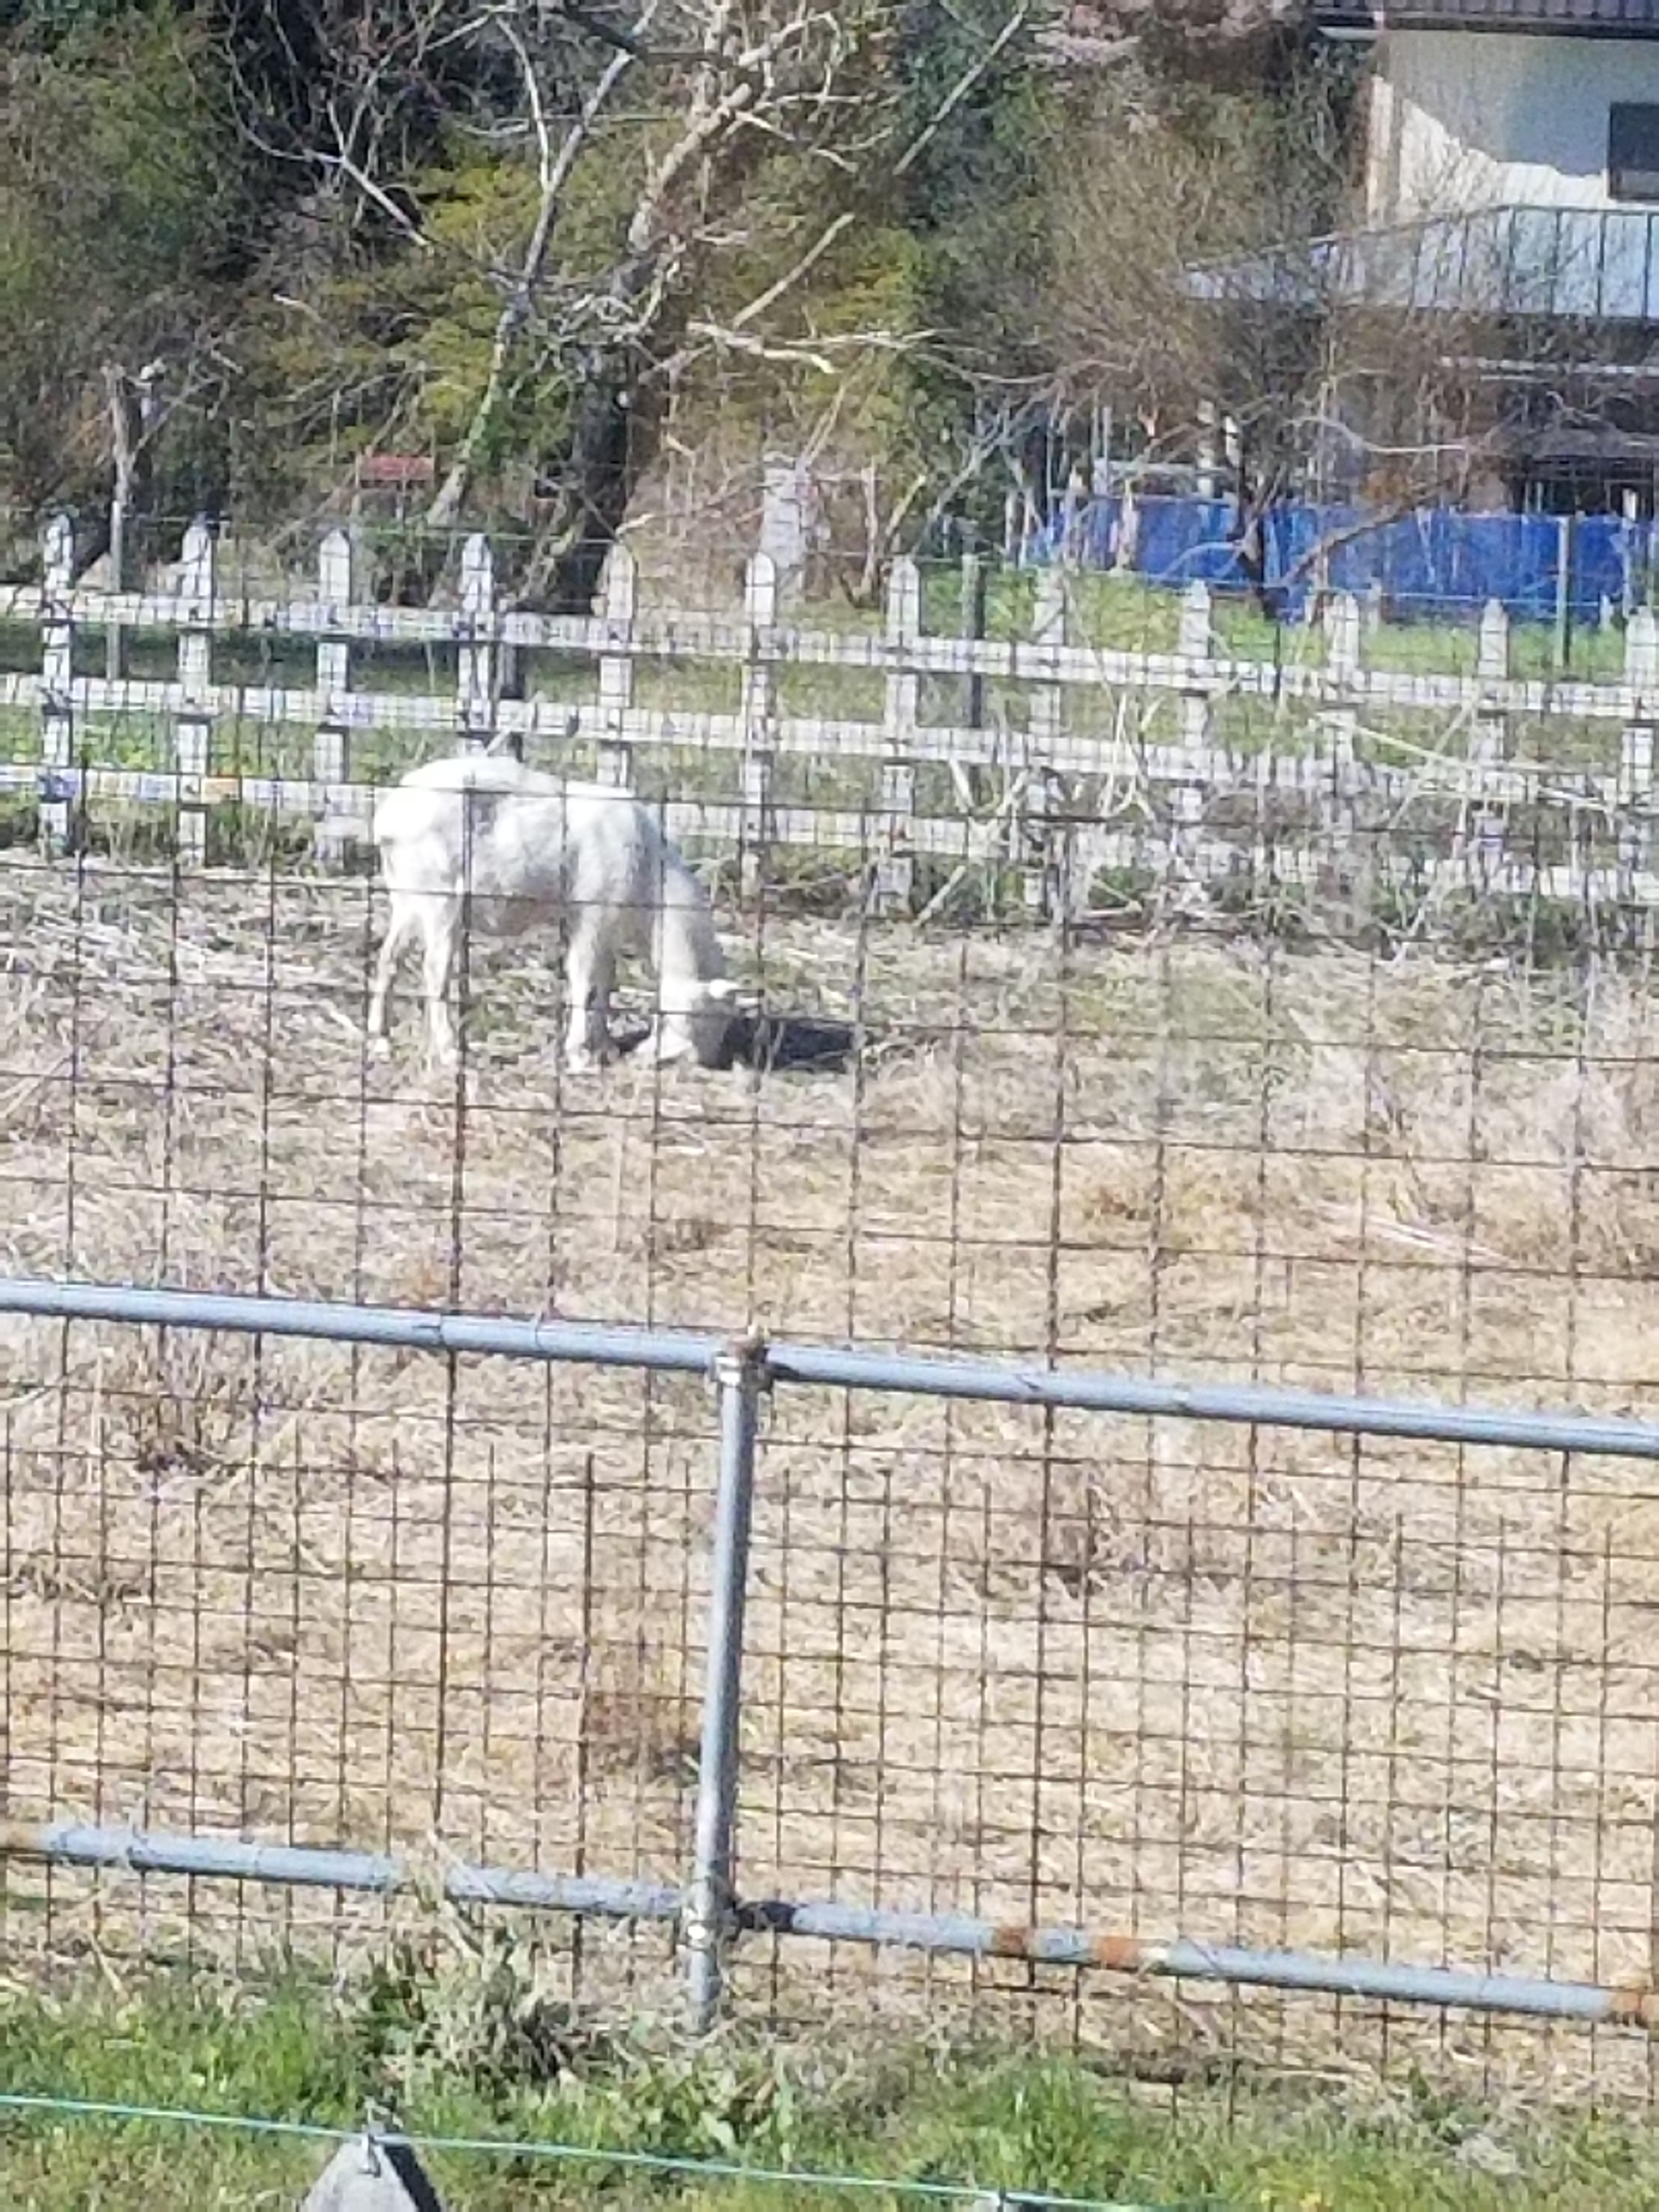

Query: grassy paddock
[7,858,1659,2082]
[1,1954,1658,2210]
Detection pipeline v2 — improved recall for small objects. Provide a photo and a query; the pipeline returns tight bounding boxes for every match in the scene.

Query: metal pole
[8,1275,1659,1462]
[763,1339,1659,1462]
[0,1276,717,1376]
[10,1282,1659,1468]
[7,1818,1658,2028]
[0,1820,680,1919]
[962,549,987,736]
[686,1334,766,2032]
[1555,509,1576,674]
[737,1899,1659,2026]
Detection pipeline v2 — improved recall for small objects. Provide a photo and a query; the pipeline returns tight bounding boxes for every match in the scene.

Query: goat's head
[657,975,757,1068]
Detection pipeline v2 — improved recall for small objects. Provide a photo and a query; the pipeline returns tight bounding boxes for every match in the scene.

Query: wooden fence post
[1464,598,1512,891]
[1473,599,1510,766]
[39,514,75,858]
[876,556,920,912]
[314,528,356,865]
[1620,605,1657,891]
[1024,567,1067,917]
[174,519,215,867]
[596,543,637,788]
[739,551,778,901]
[1176,580,1213,753]
[458,532,496,750]
[1171,581,1213,897]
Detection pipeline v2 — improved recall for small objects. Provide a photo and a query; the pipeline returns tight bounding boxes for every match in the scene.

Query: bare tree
[228,0,1041,606]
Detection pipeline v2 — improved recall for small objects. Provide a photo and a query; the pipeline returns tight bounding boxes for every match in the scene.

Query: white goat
[364,752,740,1072]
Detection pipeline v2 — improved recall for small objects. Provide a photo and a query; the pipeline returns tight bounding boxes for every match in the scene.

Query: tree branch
[426,18,646,527]
[893,3,1030,181]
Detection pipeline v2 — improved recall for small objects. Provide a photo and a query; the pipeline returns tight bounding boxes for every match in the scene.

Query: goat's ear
[702,978,742,1002]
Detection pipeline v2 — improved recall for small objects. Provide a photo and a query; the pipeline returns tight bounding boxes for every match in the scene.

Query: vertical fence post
[1023,567,1067,917]
[962,548,988,739]
[1463,598,1512,893]
[876,556,920,913]
[1554,510,1577,676]
[39,514,75,858]
[1621,605,1657,892]
[596,543,637,788]
[952,549,992,874]
[1473,599,1511,761]
[458,533,496,751]
[686,1334,766,2035]
[1171,580,1213,900]
[739,551,778,902]
[1323,589,1361,856]
[174,520,215,868]
[106,502,128,686]
[1176,580,1213,753]
[314,528,356,867]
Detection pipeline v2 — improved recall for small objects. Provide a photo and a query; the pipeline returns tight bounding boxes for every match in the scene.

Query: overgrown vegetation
[1,0,1633,614]
[2,1942,1659,2209]
[0,0,1388,590]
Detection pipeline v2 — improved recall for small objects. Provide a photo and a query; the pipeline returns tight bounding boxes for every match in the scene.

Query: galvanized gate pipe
[0,1276,719,1375]
[0,1821,680,1920]
[13,1276,1659,2034]
[685,1335,766,2032]
[4,1818,1657,2027]
[7,1276,1659,1461]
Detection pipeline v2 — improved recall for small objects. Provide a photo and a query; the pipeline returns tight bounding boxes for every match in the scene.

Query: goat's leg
[651,1014,693,1065]
[419,902,462,1070]
[563,923,616,1074]
[365,895,414,1051]
[650,963,702,1065]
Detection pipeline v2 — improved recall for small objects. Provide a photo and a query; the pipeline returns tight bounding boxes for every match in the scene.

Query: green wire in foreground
[0,2089,1191,2210]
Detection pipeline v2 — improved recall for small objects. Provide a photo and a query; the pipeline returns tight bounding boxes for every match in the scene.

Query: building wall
[1368,29,1659,219]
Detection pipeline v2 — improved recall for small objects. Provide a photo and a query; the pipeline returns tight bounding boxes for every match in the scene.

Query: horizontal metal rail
[766,1340,1659,1459]
[743,1899,1659,2026]
[6,1274,1659,1460]
[2,1822,1650,2027]
[0,1277,719,1376]
[0,1822,680,1921]
[10,1272,1659,2034]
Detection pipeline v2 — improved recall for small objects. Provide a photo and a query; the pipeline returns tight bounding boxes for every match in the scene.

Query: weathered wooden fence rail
[4,516,1659,911]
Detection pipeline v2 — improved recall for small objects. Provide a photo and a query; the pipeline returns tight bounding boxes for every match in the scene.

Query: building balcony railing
[1313,0,1659,37]
[1187,202,1659,323]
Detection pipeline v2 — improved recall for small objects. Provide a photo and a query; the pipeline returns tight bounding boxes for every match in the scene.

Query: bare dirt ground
[5,850,1659,2086]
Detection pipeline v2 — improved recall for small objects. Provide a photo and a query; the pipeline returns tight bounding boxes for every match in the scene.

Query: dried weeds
[3,855,1659,2088]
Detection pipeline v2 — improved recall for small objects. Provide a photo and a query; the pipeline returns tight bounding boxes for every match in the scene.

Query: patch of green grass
[0,1950,1658,2210]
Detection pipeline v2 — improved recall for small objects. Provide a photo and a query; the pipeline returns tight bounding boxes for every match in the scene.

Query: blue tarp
[1030,494,1653,625]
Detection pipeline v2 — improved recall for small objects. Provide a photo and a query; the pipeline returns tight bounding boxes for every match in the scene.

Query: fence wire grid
[4,521,1659,2096]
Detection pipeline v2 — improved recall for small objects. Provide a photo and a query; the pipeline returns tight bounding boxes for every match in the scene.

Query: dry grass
[6,850,1659,2088]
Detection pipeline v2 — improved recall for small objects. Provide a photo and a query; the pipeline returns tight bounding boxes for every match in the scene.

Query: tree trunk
[539,348,650,612]
[535,267,693,610]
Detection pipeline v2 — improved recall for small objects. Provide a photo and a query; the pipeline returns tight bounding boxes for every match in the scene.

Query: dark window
[1610,104,1659,200]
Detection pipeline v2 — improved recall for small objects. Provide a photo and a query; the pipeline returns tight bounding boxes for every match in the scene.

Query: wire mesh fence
[5,517,1659,2092]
